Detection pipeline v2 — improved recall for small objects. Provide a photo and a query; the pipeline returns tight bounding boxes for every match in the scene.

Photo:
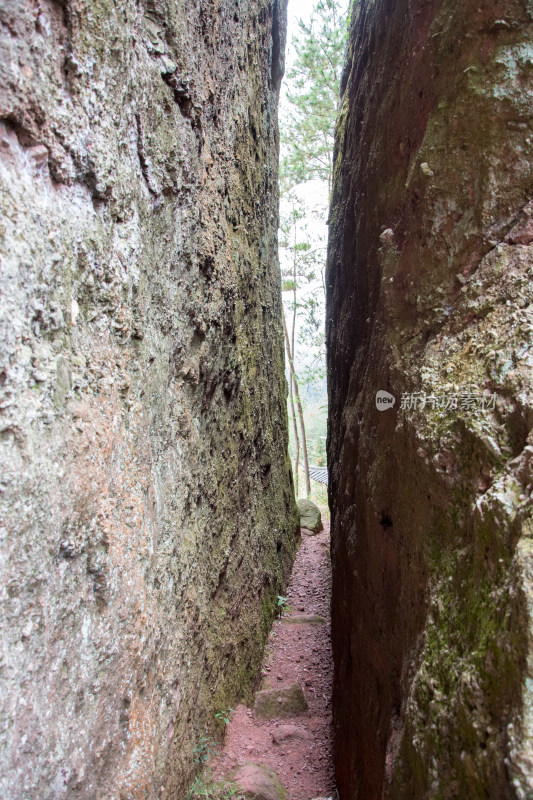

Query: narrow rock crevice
[210,522,334,800]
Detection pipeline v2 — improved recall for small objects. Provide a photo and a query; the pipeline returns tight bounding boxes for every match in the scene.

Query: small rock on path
[232,763,288,800]
[297,499,323,533]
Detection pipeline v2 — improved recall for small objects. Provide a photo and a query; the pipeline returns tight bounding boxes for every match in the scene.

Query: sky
[285,0,314,75]
[286,0,314,44]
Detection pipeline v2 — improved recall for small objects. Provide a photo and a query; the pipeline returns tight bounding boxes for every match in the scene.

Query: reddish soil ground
[210,523,335,800]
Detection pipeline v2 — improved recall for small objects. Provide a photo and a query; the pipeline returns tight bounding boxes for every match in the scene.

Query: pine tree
[280,0,349,496]
[280,200,320,498]
[281,0,348,198]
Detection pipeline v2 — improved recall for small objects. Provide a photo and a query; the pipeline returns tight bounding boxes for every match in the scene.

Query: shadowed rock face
[0,1,298,798]
[327,1,533,798]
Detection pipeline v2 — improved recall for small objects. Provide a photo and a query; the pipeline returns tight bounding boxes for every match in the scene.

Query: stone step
[232,763,287,800]
[253,683,308,720]
[281,614,326,625]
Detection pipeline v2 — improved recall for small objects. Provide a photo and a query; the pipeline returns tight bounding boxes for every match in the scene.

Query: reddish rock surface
[327,0,533,797]
[0,1,297,798]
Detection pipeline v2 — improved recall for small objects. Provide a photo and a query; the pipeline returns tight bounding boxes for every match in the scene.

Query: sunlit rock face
[327,0,533,797]
[0,1,298,798]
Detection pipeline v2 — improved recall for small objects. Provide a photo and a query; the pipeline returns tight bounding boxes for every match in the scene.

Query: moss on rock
[327,0,533,797]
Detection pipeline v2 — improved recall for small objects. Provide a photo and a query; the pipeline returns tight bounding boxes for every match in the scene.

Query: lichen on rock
[0,1,298,798]
[327,0,533,797]
[232,763,288,800]
[253,683,309,719]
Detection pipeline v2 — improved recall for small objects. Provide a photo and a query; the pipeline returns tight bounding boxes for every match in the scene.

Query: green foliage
[214,709,233,726]
[281,0,349,194]
[289,395,329,507]
[280,0,347,492]
[185,771,246,800]
[279,197,327,385]
[276,595,290,615]
[305,401,327,464]
[193,735,218,765]
[279,0,348,385]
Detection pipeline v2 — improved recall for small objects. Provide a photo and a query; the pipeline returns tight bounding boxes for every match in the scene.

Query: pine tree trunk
[288,370,300,496]
[289,258,300,495]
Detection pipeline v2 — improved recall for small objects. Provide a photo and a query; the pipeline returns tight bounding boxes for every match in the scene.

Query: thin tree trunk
[288,370,299,496]
[282,310,311,497]
[291,204,298,371]
[289,226,300,495]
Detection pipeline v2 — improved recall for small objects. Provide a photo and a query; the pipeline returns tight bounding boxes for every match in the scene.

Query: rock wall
[0,1,298,798]
[327,1,533,798]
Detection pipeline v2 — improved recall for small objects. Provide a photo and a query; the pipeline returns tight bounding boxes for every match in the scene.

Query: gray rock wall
[327,0,533,797]
[0,1,298,798]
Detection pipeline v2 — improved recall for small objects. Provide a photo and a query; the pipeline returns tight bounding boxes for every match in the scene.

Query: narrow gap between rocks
[209,523,335,800]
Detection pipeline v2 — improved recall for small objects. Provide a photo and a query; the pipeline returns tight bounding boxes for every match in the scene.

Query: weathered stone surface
[270,723,310,744]
[254,683,308,719]
[297,498,323,532]
[327,1,533,798]
[232,763,288,800]
[281,614,325,625]
[0,1,298,799]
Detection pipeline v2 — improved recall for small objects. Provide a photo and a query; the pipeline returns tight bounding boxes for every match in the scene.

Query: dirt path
[210,523,335,800]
